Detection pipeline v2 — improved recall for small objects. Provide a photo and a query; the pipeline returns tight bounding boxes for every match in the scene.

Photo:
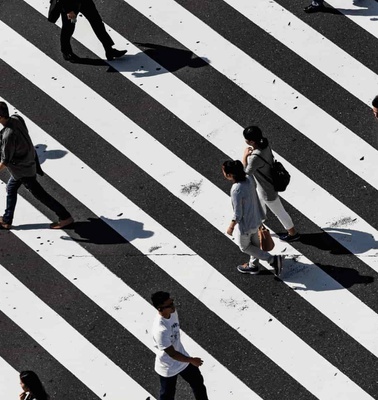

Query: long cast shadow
[297,228,377,255]
[61,217,154,245]
[108,42,210,77]
[282,261,374,291]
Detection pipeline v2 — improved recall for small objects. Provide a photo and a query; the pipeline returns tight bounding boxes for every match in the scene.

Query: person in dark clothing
[19,370,50,400]
[304,0,325,13]
[0,102,74,230]
[60,0,127,62]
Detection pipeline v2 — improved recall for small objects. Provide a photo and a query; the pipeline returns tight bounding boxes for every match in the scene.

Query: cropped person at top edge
[242,126,300,243]
[60,0,127,62]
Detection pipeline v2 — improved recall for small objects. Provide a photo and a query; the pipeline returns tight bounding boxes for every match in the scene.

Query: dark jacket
[0,115,37,180]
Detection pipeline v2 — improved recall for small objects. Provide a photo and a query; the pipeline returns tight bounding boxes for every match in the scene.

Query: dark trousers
[159,364,208,400]
[60,0,114,54]
[3,176,71,224]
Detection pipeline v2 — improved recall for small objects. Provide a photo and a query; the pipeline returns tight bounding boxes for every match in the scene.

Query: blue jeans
[159,364,208,400]
[3,176,71,224]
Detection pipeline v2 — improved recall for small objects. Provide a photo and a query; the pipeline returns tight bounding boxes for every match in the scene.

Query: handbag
[258,225,275,251]
[48,0,62,23]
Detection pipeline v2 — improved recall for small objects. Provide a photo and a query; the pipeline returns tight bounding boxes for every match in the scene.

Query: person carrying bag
[242,126,300,243]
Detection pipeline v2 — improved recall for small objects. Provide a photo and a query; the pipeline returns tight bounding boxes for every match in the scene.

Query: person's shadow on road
[35,144,67,165]
[107,42,210,77]
[297,228,377,255]
[60,216,154,244]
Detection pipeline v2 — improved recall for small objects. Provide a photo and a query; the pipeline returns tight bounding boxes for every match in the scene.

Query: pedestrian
[223,160,283,276]
[60,0,127,62]
[151,291,208,400]
[372,95,378,120]
[19,370,50,400]
[0,102,74,230]
[304,0,325,13]
[242,126,300,243]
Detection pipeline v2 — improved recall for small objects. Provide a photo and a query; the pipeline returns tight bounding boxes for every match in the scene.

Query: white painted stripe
[0,357,20,400]
[326,0,378,40]
[0,191,257,400]
[0,96,371,400]
[24,0,378,276]
[223,0,378,107]
[0,266,154,400]
[116,0,378,192]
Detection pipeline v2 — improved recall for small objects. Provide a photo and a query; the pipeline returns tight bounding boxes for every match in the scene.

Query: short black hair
[243,126,262,142]
[372,96,378,108]
[0,101,9,118]
[151,291,170,309]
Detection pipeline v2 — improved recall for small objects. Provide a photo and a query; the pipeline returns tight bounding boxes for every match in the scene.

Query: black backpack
[253,151,290,192]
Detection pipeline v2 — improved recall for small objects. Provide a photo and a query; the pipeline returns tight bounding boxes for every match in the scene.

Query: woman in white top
[242,126,300,242]
[223,160,283,276]
[19,371,49,400]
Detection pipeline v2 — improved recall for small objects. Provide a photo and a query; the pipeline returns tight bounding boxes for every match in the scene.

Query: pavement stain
[329,216,357,228]
[180,180,203,197]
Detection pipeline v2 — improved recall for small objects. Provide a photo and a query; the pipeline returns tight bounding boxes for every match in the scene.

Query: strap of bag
[251,153,274,185]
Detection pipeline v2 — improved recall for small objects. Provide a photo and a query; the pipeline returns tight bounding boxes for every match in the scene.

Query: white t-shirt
[152,310,189,377]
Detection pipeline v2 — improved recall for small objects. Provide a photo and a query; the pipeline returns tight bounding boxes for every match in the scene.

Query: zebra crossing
[0,0,377,398]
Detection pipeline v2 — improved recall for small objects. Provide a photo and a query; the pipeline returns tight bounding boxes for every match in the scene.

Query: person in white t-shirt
[151,291,208,400]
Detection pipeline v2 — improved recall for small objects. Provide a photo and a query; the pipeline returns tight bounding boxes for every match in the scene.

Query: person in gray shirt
[223,160,283,276]
[0,102,73,230]
[242,126,299,243]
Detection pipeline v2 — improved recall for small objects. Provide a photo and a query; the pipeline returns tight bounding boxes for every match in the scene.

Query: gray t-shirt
[0,115,36,180]
[245,146,277,202]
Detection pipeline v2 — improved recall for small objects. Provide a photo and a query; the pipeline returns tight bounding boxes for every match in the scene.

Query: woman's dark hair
[222,160,246,182]
[243,126,269,149]
[151,291,170,309]
[372,95,378,108]
[0,101,9,118]
[20,371,49,400]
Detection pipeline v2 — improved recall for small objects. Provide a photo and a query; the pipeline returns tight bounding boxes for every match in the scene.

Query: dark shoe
[0,216,11,230]
[106,48,127,61]
[304,3,325,12]
[280,232,300,242]
[62,52,79,62]
[270,255,283,277]
[237,263,259,274]
[50,216,74,229]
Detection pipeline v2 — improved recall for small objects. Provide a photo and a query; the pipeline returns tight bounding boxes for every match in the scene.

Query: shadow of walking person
[109,42,210,77]
[35,144,68,165]
[297,229,377,255]
[60,216,154,244]
[283,260,374,291]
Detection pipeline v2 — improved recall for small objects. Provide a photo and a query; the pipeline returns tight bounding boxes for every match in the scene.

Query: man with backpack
[0,101,73,230]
